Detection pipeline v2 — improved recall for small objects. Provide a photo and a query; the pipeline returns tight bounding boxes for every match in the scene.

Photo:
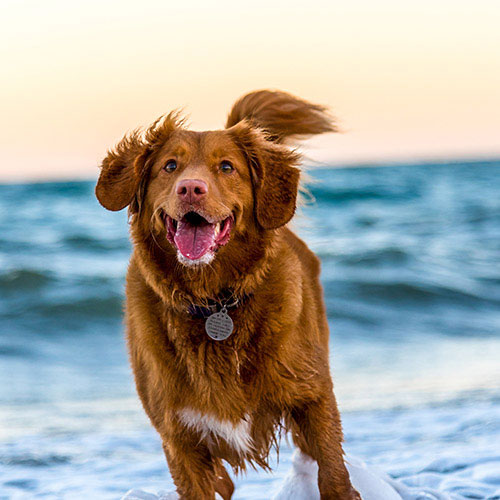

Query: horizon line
[1,155,498,187]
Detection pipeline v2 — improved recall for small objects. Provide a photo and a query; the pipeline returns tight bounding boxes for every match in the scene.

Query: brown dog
[96,90,360,500]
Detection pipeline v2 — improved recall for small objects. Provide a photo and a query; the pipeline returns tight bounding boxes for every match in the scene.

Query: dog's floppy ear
[95,132,150,212]
[230,122,301,230]
[96,113,181,212]
[226,89,336,143]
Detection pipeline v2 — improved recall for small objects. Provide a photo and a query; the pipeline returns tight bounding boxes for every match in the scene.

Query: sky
[1,0,499,181]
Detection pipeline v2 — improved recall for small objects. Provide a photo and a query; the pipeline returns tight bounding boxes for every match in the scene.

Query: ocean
[1,160,499,499]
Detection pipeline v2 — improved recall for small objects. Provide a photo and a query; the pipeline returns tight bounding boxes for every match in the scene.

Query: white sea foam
[121,450,461,500]
[272,451,403,500]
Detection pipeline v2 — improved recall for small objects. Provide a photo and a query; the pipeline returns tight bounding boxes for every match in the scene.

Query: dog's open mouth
[164,211,234,261]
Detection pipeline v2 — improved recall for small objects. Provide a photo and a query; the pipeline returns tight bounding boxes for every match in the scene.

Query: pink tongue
[174,219,216,260]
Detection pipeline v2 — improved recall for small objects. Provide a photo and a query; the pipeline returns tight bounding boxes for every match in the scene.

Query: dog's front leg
[291,395,361,500]
[162,436,221,500]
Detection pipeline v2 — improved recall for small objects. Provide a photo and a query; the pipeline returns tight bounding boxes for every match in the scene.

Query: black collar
[187,289,241,319]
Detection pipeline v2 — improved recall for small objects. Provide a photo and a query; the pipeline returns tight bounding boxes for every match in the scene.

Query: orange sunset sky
[1,0,499,181]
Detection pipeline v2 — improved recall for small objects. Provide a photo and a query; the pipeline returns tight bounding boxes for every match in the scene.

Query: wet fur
[95,90,360,500]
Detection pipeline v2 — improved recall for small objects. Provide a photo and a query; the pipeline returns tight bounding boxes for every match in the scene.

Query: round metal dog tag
[205,308,234,341]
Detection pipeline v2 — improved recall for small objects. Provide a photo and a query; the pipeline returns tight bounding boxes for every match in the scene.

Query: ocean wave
[326,248,411,266]
[324,279,500,306]
[310,185,410,204]
[33,295,124,319]
[0,269,54,291]
[0,180,93,198]
[62,233,129,251]
[0,345,35,358]
[1,453,71,467]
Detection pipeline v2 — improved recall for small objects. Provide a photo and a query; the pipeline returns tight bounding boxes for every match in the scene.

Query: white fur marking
[178,408,253,455]
[176,250,215,267]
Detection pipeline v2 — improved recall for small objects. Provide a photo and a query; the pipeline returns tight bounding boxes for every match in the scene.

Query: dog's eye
[164,160,177,173]
[220,161,234,173]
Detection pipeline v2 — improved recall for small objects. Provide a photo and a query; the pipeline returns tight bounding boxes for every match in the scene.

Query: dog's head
[96,90,334,267]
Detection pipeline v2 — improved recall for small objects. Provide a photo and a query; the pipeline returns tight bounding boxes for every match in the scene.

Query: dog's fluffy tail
[225,89,336,143]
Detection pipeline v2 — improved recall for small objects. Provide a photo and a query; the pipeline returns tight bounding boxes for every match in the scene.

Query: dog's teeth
[214,223,220,237]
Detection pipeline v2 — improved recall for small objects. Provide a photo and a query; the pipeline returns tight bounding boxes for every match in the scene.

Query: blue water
[1,160,499,499]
